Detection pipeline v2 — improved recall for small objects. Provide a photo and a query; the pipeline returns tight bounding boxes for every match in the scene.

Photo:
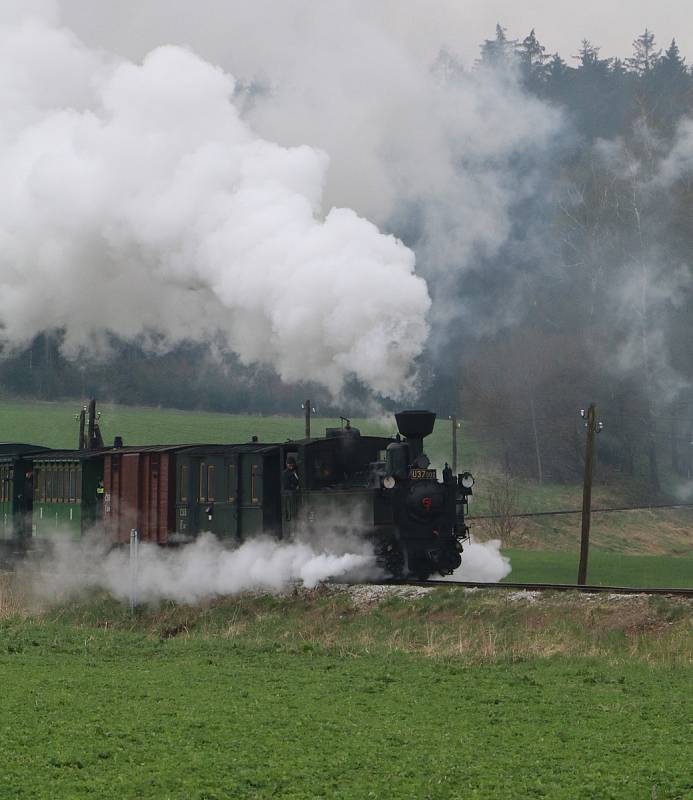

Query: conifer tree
[656,38,687,80]
[575,40,607,71]
[652,39,692,131]
[610,58,627,78]
[477,24,517,69]
[518,29,548,86]
[627,28,661,75]
[546,52,568,81]
[519,29,546,68]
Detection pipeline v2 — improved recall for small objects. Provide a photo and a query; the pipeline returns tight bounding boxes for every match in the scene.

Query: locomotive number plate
[409,468,437,480]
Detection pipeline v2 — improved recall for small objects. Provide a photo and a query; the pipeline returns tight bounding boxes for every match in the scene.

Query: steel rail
[382,580,693,597]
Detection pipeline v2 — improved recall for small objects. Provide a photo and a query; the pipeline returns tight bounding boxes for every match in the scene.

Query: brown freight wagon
[103,446,186,544]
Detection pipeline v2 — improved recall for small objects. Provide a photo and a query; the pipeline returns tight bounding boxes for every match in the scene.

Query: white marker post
[129,528,139,612]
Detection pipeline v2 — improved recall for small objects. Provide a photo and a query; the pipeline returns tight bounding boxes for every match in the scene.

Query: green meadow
[1,587,692,800]
[501,548,693,588]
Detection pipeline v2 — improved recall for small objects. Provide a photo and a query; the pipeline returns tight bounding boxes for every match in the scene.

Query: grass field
[501,548,693,588]
[1,587,692,799]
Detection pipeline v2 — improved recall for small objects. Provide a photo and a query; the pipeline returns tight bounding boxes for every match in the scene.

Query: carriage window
[0,467,5,502]
[227,464,236,503]
[37,469,45,502]
[68,466,76,502]
[179,464,189,502]
[75,466,82,502]
[58,466,64,503]
[46,467,53,502]
[199,462,206,501]
[207,465,215,502]
[251,464,259,505]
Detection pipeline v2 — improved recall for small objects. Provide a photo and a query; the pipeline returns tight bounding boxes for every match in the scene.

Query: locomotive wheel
[375,539,405,578]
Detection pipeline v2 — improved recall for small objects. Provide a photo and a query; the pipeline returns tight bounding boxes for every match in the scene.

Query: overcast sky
[58,0,693,67]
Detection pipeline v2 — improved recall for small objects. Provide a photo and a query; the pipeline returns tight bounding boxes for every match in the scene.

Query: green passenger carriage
[32,450,105,539]
[0,444,47,546]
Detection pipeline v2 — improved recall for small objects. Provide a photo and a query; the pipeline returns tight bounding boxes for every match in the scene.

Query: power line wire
[468,501,693,521]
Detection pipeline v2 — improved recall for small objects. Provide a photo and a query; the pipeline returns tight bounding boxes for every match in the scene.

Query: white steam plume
[445,538,511,583]
[28,532,379,605]
[0,8,430,397]
[42,2,567,351]
[27,530,511,605]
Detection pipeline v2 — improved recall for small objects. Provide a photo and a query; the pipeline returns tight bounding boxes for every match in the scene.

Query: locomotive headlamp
[460,472,475,489]
[383,475,396,489]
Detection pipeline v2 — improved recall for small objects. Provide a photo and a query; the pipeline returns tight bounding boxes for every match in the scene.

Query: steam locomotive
[0,409,473,579]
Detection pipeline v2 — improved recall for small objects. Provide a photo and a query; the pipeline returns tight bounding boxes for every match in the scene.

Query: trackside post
[578,404,603,585]
[129,528,139,612]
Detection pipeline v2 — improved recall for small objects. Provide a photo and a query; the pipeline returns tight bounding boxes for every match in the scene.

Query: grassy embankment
[1,398,692,587]
[1,580,692,799]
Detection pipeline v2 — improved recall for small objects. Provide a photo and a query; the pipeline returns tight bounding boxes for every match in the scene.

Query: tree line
[461,26,693,491]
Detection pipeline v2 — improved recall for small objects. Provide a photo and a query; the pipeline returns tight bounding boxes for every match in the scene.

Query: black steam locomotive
[1,408,473,580]
[281,410,473,579]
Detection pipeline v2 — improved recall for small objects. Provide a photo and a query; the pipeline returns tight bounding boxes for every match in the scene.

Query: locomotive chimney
[395,410,436,462]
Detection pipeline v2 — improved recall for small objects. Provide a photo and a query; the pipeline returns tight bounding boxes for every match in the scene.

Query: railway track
[383,580,693,597]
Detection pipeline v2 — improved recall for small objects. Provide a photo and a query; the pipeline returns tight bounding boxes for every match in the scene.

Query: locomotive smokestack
[395,410,436,461]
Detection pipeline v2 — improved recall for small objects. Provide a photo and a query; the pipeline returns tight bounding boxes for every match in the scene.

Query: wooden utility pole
[450,415,459,474]
[578,403,600,585]
[304,399,311,439]
[529,396,543,484]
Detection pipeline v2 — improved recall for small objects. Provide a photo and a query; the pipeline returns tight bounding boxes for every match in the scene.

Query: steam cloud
[26,530,512,605]
[28,533,379,605]
[0,5,430,397]
[447,538,511,583]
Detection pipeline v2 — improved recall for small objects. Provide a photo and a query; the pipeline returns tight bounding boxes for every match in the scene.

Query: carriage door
[224,455,239,541]
[176,457,192,539]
